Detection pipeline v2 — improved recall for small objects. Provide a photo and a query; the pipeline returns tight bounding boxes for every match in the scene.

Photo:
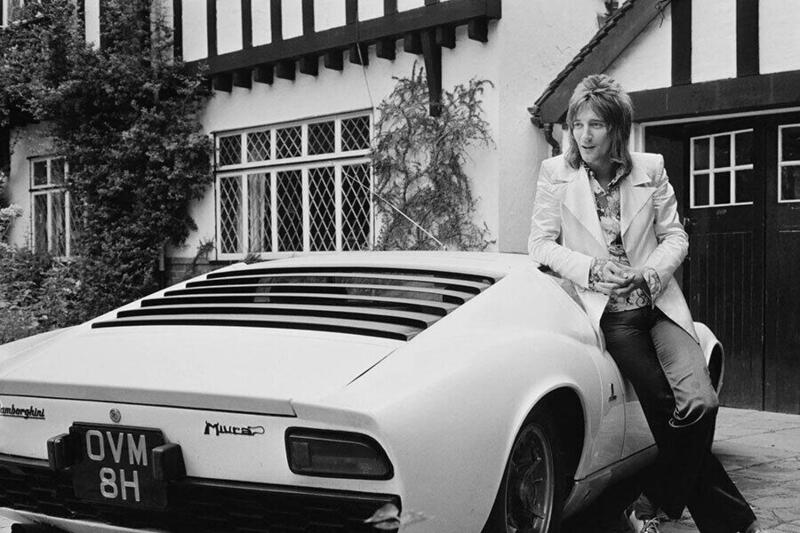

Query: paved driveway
[662,407,800,532]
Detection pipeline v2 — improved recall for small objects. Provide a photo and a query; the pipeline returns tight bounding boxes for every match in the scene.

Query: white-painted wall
[692,0,736,83]
[4,1,607,259]
[84,0,100,47]
[216,0,243,55]
[251,0,272,46]
[282,0,303,39]
[397,0,426,12]
[182,0,208,61]
[760,0,800,74]
[606,3,671,93]
[358,0,383,21]
[315,0,345,32]
[494,0,604,252]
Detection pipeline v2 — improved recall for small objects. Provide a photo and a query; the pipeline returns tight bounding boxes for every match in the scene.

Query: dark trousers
[600,307,756,533]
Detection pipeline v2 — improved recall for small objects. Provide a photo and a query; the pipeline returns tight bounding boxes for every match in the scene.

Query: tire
[484,408,567,533]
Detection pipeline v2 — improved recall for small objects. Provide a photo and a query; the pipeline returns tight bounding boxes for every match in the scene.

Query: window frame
[778,123,800,204]
[213,111,374,260]
[29,155,73,257]
[689,128,755,209]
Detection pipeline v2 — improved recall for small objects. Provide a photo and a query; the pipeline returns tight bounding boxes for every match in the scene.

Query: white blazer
[528,152,698,342]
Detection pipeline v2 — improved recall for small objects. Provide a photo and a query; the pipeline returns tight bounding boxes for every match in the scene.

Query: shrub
[0,0,213,338]
[373,64,494,250]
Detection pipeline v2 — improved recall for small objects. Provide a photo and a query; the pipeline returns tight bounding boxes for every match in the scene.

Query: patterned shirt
[584,163,661,312]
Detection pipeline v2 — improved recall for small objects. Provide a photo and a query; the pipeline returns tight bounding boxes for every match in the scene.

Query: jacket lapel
[562,166,606,250]
[620,166,656,237]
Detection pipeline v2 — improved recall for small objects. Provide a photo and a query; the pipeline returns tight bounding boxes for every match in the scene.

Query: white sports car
[0,252,722,533]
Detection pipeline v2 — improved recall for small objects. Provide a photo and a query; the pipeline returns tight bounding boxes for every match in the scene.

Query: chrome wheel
[504,424,555,533]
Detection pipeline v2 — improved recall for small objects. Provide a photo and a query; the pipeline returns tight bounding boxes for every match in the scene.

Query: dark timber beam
[324,50,344,70]
[242,0,253,49]
[173,0,183,60]
[346,0,358,24]
[404,32,422,54]
[302,0,314,35]
[206,0,217,57]
[631,70,800,121]
[421,29,442,117]
[271,0,283,42]
[384,0,398,16]
[276,60,295,80]
[233,69,252,88]
[671,0,691,85]
[212,73,232,92]
[300,55,319,75]
[436,25,455,49]
[736,0,759,77]
[198,0,501,74]
[350,43,369,65]
[377,38,396,60]
[254,64,274,84]
[467,17,487,42]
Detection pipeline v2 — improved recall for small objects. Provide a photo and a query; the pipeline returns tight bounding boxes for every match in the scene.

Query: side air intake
[92,266,499,341]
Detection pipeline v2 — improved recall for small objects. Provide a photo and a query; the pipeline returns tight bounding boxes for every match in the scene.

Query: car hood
[0,325,400,416]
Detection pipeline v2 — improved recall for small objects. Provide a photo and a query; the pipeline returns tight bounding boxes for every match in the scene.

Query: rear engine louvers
[92,266,499,341]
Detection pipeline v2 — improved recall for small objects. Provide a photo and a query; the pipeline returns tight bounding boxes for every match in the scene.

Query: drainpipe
[528,105,561,157]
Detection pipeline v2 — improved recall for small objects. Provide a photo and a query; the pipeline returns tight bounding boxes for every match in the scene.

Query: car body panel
[0,252,721,532]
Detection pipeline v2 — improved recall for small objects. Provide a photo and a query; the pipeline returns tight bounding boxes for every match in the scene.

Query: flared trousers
[600,307,756,533]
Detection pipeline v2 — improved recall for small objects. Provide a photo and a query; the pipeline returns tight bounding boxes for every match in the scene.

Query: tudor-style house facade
[532,0,800,414]
[5,0,799,414]
[1,0,602,266]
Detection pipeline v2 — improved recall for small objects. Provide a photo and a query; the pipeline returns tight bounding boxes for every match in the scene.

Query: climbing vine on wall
[0,0,212,323]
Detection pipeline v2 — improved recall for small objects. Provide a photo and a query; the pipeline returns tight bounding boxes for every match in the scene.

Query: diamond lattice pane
[276,126,302,159]
[341,163,371,251]
[33,161,47,186]
[341,116,370,152]
[276,170,303,251]
[33,194,48,254]
[247,130,271,163]
[219,176,243,254]
[218,135,242,166]
[308,121,335,155]
[248,173,271,253]
[51,159,66,185]
[51,191,67,256]
[308,167,336,251]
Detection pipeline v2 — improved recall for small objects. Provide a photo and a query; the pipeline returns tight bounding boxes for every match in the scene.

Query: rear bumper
[0,454,400,533]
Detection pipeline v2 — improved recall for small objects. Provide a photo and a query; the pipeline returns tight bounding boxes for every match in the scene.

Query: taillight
[285,428,393,479]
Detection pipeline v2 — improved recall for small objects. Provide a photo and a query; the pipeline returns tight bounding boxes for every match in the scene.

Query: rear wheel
[485,409,566,533]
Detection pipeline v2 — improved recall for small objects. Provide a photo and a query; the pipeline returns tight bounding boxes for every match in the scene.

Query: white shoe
[628,510,660,533]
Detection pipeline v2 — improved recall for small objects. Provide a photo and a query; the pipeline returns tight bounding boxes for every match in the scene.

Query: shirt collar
[582,161,627,188]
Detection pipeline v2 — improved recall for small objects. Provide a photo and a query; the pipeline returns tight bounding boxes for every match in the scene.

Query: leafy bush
[373,64,494,250]
[0,0,213,340]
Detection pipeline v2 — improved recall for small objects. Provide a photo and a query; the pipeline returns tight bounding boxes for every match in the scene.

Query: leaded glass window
[29,156,74,257]
[214,112,373,258]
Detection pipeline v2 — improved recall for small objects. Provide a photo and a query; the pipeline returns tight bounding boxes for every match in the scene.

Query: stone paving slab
[564,407,800,533]
[660,407,800,533]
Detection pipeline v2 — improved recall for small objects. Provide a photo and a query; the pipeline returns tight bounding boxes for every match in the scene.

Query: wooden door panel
[765,230,800,412]
[648,119,765,410]
[688,231,762,407]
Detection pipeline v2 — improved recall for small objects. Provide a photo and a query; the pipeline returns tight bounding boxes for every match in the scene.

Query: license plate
[70,423,167,509]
